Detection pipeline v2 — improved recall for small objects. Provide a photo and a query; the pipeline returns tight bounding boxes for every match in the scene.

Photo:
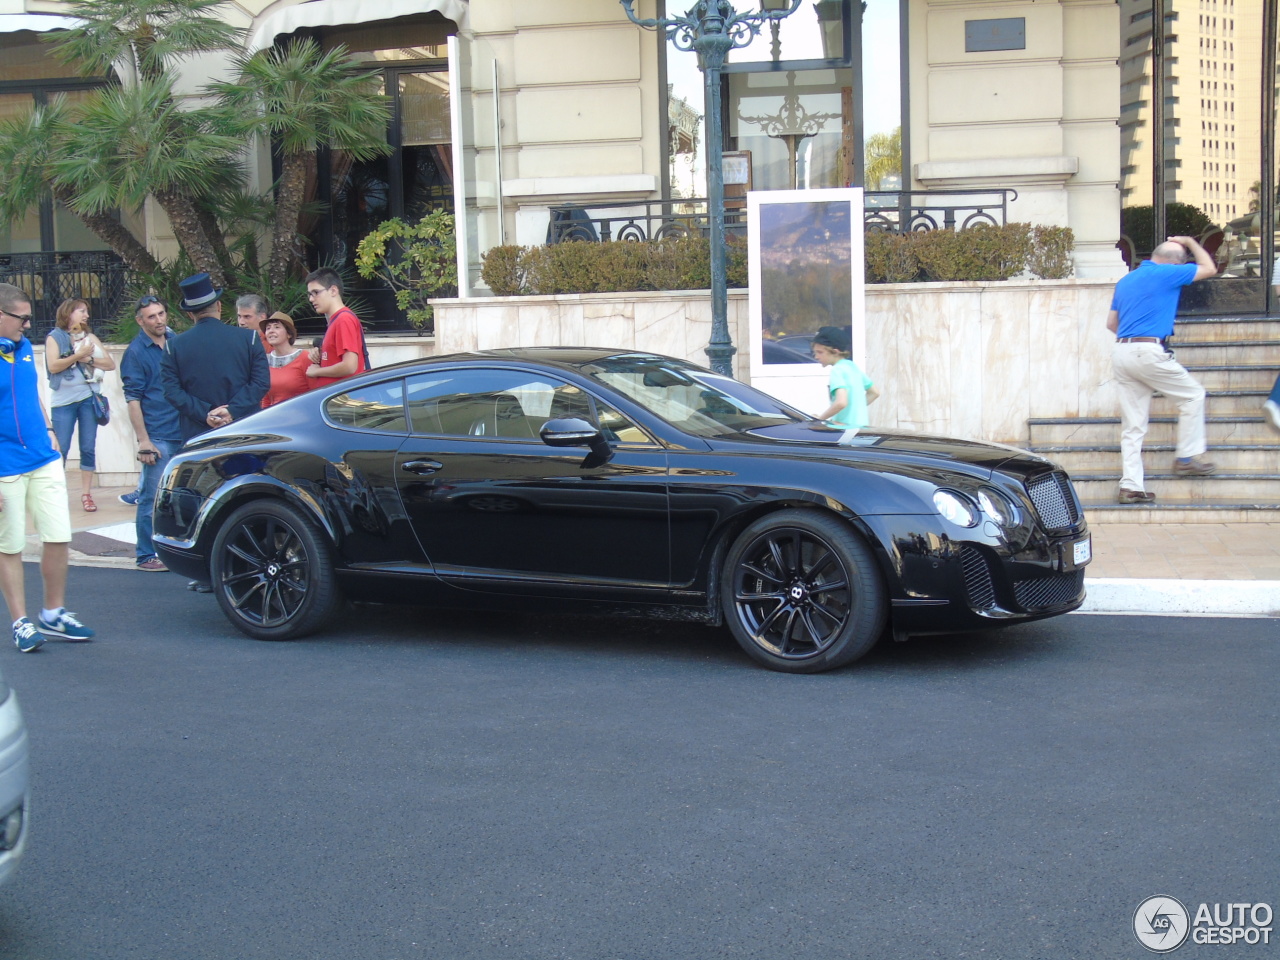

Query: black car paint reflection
[153,348,1090,673]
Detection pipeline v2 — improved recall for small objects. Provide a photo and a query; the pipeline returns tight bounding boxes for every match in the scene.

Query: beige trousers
[1111,341,1207,492]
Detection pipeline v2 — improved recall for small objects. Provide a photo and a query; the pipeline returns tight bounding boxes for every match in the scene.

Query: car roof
[371,347,691,376]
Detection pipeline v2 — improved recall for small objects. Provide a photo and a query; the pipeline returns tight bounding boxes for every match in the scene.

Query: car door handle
[402,459,444,475]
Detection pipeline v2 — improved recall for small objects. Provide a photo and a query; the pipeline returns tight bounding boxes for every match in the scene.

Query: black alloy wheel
[721,509,886,673]
[210,500,341,641]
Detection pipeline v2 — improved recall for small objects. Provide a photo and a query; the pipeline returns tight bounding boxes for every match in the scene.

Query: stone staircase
[1026,315,1280,523]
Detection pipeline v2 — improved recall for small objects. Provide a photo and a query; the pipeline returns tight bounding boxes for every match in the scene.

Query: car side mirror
[540,417,612,463]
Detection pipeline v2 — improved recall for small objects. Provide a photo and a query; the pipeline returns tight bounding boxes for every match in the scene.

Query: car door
[394,366,672,600]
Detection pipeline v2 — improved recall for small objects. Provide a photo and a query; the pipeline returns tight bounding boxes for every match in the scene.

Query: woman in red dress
[260,312,312,407]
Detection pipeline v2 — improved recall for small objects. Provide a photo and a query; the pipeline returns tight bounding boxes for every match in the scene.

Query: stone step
[1183,365,1277,391]
[1071,473,1280,501]
[1169,342,1280,365]
[1194,391,1273,416]
[1028,416,1279,446]
[1172,317,1280,341]
[1038,444,1280,474]
[1174,343,1280,363]
[1080,500,1280,523]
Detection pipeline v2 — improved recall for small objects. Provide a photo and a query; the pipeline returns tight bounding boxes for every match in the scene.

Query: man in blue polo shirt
[120,295,181,572]
[0,282,95,652]
[1107,235,1218,503]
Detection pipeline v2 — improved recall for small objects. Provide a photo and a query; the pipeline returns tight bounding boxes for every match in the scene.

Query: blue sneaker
[119,491,140,506]
[12,618,45,653]
[38,610,94,642]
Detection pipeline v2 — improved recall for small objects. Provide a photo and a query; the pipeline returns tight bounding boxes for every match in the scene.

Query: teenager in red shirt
[304,268,367,389]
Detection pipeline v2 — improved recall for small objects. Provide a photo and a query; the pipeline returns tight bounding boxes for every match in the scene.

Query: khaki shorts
[0,458,71,555]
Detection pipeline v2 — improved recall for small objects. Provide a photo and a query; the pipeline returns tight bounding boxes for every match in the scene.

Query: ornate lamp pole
[620,0,802,376]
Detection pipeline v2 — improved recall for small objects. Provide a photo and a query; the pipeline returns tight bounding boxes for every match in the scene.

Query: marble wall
[70,279,1119,485]
[434,279,1120,445]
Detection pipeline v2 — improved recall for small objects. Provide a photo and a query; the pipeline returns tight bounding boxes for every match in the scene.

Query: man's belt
[1116,337,1162,343]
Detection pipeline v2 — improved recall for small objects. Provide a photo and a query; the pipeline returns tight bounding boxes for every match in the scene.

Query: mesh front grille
[960,545,997,609]
[1026,472,1081,530]
[1013,570,1085,610]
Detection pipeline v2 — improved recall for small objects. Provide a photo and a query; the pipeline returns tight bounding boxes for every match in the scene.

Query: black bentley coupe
[154,348,1090,673]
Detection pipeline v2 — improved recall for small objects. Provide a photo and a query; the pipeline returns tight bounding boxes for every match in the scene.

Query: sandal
[81,493,97,513]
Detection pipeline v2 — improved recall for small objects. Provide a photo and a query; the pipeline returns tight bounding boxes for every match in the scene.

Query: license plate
[1073,536,1091,567]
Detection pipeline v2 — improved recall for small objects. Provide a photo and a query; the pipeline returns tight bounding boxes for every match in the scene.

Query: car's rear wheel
[721,509,886,673]
[210,500,341,641]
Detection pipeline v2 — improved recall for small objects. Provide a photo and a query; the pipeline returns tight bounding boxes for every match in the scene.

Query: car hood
[731,422,1052,477]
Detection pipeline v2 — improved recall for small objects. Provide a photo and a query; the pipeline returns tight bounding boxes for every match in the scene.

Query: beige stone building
[1,0,1276,319]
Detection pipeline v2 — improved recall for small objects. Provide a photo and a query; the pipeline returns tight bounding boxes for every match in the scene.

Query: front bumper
[867,513,1090,634]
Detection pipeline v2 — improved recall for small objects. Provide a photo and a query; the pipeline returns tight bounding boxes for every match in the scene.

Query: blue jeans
[51,396,98,471]
[135,437,180,562]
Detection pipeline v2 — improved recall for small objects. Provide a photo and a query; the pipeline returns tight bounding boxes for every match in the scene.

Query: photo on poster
[758,198,853,365]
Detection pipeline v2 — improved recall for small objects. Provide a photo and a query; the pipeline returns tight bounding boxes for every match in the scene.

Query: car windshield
[582,355,807,438]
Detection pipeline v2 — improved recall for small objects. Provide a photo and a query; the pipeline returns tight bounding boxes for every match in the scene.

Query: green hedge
[482,222,1074,295]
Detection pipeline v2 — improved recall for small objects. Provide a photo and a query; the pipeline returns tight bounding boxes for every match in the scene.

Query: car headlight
[977,488,1020,528]
[933,489,978,527]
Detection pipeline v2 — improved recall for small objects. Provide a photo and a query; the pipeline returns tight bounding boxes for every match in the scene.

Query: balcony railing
[547,189,1019,244]
[0,250,130,339]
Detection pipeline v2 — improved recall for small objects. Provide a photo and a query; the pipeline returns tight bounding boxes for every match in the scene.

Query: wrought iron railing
[0,250,130,339]
[547,189,1019,244]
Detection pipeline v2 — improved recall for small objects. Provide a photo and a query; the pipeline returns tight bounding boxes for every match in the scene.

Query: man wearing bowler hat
[160,273,269,442]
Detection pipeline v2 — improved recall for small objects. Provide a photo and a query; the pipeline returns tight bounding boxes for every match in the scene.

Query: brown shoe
[1172,457,1216,476]
[136,557,168,572]
[1118,488,1157,504]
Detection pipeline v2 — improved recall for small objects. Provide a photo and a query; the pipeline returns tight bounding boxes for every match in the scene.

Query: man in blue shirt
[120,296,182,572]
[1107,235,1218,503]
[0,282,95,651]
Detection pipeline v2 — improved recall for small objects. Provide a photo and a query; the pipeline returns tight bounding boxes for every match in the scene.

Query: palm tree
[43,0,246,285]
[864,127,902,191]
[52,75,244,285]
[0,96,160,273]
[211,40,392,288]
[47,0,242,84]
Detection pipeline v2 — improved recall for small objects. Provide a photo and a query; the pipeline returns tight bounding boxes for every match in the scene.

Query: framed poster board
[747,188,865,416]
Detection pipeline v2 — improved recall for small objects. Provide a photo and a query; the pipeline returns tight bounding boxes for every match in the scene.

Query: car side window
[325,379,408,433]
[404,369,652,443]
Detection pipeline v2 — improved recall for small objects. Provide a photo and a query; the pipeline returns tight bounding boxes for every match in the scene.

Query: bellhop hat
[177,272,223,311]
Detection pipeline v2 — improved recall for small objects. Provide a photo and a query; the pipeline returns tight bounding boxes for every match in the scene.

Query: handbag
[89,386,110,426]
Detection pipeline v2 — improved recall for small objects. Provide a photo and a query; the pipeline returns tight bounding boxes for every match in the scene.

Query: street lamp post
[620,0,802,376]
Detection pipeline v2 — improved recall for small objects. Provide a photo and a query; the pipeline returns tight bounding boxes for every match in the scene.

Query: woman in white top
[46,298,116,512]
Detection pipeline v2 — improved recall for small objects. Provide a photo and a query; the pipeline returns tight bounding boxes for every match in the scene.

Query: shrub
[1121,203,1216,255]
[865,229,919,283]
[354,212,458,329]
[480,244,526,296]
[1029,225,1075,279]
[914,222,1031,281]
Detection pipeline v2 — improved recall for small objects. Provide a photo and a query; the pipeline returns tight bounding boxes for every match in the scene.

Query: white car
[0,665,29,886]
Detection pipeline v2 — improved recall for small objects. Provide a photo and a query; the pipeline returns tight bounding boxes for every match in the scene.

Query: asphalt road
[0,566,1275,960]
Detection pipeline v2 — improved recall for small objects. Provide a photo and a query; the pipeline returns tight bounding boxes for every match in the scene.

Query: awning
[246,0,468,52]
[0,14,84,34]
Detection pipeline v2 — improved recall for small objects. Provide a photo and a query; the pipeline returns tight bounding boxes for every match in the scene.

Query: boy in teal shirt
[811,326,879,428]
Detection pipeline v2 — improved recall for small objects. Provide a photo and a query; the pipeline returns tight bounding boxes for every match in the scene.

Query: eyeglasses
[137,295,161,310]
[0,309,33,324]
[305,288,325,299]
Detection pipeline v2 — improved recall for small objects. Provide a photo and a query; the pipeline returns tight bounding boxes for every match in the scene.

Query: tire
[210,499,342,641]
[720,509,886,673]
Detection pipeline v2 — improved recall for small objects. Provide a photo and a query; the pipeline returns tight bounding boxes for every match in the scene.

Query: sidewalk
[27,485,1280,617]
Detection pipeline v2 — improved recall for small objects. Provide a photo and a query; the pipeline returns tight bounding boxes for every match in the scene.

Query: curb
[1078,578,1280,618]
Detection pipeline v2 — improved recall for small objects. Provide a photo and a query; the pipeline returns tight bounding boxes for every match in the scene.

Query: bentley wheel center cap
[267,563,281,577]
[789,583,807,602]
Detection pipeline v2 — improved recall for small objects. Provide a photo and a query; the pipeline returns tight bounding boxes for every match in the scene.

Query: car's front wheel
[721,509,886,673]
[210,500,341,641]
